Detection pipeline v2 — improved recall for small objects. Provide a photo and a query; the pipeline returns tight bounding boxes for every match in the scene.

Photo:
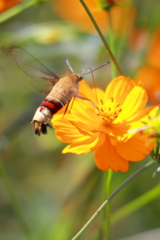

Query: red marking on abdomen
[40,99,64,115]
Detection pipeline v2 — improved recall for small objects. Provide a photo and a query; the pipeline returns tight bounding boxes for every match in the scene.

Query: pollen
[95,97,122,124]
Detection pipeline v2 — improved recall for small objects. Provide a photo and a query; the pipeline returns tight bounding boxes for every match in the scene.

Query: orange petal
[104,76,135,105]
[94,135,129,172]
[78,81,105,106]
[120,85,148,122]
[92,87,105,105]
[62,132,105,154]
[71,98,98,123]
[115,133,154,161]
[79,80,97,103]
[55,129,82,143]
[109,122,131,144]
[69,120,98,136]
[67,100,102,133]
[52,117,83,143]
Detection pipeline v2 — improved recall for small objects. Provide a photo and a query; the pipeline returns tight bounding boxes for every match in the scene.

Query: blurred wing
[30,78,54,94]
[10,47,60,94]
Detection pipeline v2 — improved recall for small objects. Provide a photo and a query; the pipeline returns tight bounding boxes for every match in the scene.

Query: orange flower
[53,0,131,34]
[135,66,160,104]
[0,0,22,13]
[147,28,160,69]
[129,28,149,51]
[134,28,160,104]
[106,0,116,4]
[52,76,156,172]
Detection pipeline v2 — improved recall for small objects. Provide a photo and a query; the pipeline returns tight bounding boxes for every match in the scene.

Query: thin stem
[108,10,117,78]
[105,170,113,240]
[0,0,38,24]
[71,160,156,240]
[98,172,107,240]
[79,0,122,75]
[111,182,160,225]
[0,158,30,238]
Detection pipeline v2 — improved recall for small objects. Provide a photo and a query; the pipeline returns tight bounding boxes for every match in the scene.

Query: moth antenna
[83,67,98,103]
[80,62,110,102]
[81,61,110,76]
[65,58,75,73]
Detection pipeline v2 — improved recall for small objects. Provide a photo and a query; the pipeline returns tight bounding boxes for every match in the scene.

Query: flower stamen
[95,97,122,124]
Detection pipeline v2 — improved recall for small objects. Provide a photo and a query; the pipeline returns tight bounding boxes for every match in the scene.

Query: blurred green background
[0,0,160,240]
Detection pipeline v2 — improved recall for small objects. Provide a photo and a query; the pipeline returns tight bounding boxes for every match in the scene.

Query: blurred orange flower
[53,0,134,34]
[0,0,22,13]
[129,28,149,51]
[135,66,160,104]
[106,0,116,4]
[134,28,160,104]
[52,76,155,172]
[147,28,160,69]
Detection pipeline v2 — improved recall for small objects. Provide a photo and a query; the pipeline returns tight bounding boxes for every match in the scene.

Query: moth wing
[10,47,60,94]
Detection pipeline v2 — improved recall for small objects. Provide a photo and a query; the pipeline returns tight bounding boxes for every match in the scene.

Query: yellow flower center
[95,97,122,125]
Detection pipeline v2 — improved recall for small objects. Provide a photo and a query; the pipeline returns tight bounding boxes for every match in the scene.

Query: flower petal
[120,85,148,122]
[94,134,129,172]
[53,119,82,143]
[93,87,105,105]
[115,133,154,161]
[128,105,159,133]
[110,122,131,143]
[104,76,135,105]
[70,98,99,124]
[78,81,105,107]
[79,80,97,103]
[140,105,160,122]
[62,132,105,154]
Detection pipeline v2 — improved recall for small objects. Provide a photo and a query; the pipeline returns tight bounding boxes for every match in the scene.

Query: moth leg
[76,96,98,109]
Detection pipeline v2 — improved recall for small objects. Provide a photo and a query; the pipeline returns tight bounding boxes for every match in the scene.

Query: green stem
[79,0,122,76]
[0,158,30,238]
[108,10,117,80]
[111,182,160,225]
[99,172,107,240]
[105,170,113,240]
[0,0,38,24]
[71,160,155,240]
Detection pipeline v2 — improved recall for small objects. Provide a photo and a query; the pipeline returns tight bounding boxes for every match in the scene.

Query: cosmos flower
[135,28,160,104]
[0,0,22,13]
[135,66,160,104]
[53,0,131,34]
[52,76,156,172]
[147,28,160,69]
